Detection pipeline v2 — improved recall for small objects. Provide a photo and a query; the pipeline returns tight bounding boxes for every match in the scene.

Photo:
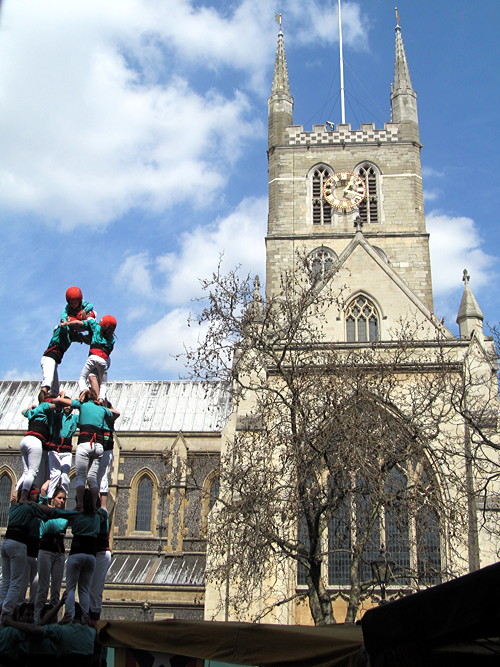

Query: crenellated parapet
[286,122,400,146]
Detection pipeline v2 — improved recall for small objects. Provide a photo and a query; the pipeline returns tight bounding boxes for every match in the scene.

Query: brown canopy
[96,618,365,667]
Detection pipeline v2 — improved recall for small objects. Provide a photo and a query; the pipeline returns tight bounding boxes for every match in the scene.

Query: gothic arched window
[0,473,13,526]
[356,163,380,225]
[296,396,442,592]
[346,295,379,342]
[309,247,337,282]
[311,165,333,225]
[135,475,154,532]
[327,464,441,588]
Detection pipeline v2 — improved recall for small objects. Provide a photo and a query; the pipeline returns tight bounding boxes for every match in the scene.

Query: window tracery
[311,165,333,225]
[126,470,158,535]
[327,463,441,587]
[356,163,380,225]
[135,475,154,531]
[345,295,379,342]
[309,247,337,282]
[0,472,13,526]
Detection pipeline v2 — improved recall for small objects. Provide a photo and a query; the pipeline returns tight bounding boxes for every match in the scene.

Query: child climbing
[60,286,96,323]
[61,315,117,402]
[39,323,88,402]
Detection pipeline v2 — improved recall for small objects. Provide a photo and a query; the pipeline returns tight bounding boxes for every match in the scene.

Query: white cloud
[292,1,367,49]
[145,0,277,91]
[423,189,442,203]
[160,196,267,305]
[422,166,445,179]
[422,166,445,204]
[131,307,208,376]
[0,1,370,230]
[0,64,256,226]
[121,196,267,371]
[0,1,262,228]
[135,0,368,84]
[115,253,154,299]
[115,196,266,306]
[427,212,496,297]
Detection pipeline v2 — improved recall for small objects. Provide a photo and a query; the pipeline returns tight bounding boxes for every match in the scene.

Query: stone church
[0,18,497,623]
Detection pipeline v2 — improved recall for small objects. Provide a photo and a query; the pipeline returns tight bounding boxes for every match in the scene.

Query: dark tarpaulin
[96,618,365,667]
[362,561,500,666]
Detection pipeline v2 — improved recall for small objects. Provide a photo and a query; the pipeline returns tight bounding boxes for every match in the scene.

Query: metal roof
[105,553,205,587]
[0,380,232,433]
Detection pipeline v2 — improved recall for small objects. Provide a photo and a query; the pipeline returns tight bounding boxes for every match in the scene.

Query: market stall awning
[97,618,365,667]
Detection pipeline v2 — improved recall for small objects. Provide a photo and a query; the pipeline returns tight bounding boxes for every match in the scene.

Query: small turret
[457,269,484,339]
[268,15,293,150]
[390,9,419,142]
[246,276,265,324]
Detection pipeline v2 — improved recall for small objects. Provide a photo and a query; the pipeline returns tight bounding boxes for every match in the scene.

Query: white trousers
[75,441,103,489]
[98,450,113,494]
[47,450,72,497]
[89,550,111,614]
[63,552,96,621]
[19,435,44,492]
[79,355,110,400]
[34,549,65,623]
[40,355,59,394]
[0,539,27,615]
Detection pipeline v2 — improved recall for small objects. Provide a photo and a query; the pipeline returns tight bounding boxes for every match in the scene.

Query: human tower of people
[0,286,120,640]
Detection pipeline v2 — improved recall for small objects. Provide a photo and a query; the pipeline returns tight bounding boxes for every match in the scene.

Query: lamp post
[370,552,394,603]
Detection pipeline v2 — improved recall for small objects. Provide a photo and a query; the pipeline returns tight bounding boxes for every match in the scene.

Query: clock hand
[343,185,357,198]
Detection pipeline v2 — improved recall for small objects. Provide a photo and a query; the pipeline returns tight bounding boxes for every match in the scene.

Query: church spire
[390,9,419,136]
[457,269,484,339]
[271,14,291,98]
[268,15,293,149]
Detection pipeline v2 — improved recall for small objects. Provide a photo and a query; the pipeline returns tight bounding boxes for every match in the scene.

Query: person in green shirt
[52,489,100,624]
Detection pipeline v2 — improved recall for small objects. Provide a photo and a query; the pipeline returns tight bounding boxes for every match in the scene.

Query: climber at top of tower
[61,286,96,323]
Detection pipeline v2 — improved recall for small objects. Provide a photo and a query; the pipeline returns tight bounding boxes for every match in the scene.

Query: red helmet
[100,315,117,330]
[66,286,83,303]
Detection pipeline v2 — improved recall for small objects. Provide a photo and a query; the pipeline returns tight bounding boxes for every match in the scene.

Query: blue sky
[0,0,498,384]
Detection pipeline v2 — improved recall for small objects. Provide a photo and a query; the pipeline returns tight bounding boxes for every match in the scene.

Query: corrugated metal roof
[106,554,205,587]
[0,380,232,433]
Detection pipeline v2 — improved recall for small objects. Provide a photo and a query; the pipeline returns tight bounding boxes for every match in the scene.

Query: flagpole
[338,0,346,124]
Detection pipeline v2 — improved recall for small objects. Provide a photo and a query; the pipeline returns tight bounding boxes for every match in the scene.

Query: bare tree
[187,259,479,625]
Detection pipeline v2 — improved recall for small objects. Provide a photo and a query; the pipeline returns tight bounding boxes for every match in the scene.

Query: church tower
[266,15,434,339]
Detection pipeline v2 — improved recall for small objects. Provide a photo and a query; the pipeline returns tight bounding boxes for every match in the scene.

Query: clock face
[323,172,366,211]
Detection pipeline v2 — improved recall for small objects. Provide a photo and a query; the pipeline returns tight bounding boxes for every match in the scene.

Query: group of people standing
[0,286,120,638]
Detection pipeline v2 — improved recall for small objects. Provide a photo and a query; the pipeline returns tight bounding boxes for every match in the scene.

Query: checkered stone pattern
[287,123,399,146]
